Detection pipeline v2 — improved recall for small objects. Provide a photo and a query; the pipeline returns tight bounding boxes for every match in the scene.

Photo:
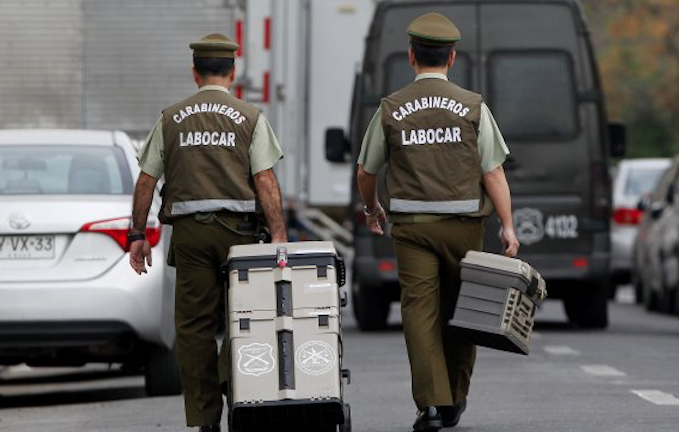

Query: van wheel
[563,282,608,329]
[352,282,390,331]
[145,343,183,396]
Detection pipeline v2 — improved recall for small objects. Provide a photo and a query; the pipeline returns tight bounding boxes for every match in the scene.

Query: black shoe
[439,399,467,428]
[413,406,443,431]
[198,426,220,432]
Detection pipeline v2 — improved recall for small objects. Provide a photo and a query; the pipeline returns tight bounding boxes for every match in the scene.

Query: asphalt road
[1,287,679,432]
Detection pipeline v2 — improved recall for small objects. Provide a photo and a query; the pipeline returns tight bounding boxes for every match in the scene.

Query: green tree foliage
[584,0,679,157]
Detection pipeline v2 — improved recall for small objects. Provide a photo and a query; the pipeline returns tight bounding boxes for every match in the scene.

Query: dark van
[326,0,625,330]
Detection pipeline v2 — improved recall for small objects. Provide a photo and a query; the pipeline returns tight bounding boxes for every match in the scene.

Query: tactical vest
[381,78,492,217]
[160,88,260,223]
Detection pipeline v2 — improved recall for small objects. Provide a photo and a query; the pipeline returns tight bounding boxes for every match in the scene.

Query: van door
[479,1,605,258]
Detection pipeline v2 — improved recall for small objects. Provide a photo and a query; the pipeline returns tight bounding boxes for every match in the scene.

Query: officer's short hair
[410,40,454,67]
[193,57,235,78]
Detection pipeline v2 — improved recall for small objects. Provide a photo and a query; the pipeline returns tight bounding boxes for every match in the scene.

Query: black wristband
[127,232,146,243]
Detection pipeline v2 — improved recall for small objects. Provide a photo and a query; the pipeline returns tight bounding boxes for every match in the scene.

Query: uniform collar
[415,73,448,81]
[198,84,230,93]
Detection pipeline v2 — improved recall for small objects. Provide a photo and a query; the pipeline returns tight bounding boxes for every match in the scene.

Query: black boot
[198,426,221,432]
[413,406,443,432]
[439,399,467,428]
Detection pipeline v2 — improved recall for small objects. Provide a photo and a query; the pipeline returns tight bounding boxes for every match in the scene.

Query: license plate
[0,235,56,259]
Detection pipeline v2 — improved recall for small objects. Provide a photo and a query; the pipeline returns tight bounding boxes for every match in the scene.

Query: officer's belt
[389,213,482,224]
[193,210,259,235]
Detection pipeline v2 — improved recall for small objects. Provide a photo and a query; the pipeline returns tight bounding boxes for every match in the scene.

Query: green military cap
[190,33,239,59]
[407,12,461,45]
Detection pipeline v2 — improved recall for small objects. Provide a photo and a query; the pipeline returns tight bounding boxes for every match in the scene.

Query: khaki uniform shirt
[358,73,509,175]
[138,85,283,178]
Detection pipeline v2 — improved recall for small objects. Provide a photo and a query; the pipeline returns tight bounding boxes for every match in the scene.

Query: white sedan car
[612,158,671,287]
[0,129,180,396]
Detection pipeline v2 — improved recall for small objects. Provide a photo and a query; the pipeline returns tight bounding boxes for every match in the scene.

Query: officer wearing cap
[356,13,520,431]
[130,33,287,432]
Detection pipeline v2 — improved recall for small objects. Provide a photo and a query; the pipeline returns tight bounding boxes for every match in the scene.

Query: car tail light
[80,217,161,252]
[613,208,643,225]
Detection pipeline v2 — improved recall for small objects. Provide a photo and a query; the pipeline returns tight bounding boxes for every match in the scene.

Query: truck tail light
[80,217,161,252]
[378,260,396,272]
[613,208,643,225]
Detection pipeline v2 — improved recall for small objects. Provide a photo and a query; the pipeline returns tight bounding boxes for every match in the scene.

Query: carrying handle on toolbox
[336,257,346,287]
[527,276,539,297]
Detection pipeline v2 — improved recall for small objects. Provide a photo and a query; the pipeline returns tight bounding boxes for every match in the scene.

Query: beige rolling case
[222,242,351,432]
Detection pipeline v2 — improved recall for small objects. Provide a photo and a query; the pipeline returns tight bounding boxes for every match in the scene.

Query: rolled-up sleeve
[477,102,510,173]
[137,115,165,179]
[357,107,388,174]
[249,114,284,174]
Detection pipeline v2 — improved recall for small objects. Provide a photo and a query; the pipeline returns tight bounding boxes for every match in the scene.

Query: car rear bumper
[0,320,135,349]
[0,248,174,351]
[611,225,637,272]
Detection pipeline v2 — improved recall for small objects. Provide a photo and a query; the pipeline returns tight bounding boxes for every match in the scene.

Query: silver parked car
[0,129,180,396]
[611,158,670,290]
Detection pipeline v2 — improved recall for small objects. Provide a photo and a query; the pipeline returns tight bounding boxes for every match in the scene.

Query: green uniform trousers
[172,214,255,427]
[391,217,484,410]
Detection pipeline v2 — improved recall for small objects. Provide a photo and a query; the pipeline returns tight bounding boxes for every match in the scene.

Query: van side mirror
[609,123,626,158]
[325,128,350,163]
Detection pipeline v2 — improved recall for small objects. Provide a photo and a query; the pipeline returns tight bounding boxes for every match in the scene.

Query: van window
[384,52,471,95]
[488,51,577,140]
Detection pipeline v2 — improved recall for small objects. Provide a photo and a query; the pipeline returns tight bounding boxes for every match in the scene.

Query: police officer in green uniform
[129,34,287,432]
[356,13,520,431]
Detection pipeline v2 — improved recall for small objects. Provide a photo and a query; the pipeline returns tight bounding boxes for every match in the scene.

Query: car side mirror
[637,197,647,212]
[649,201,665,219]
[609,123,626,158]
[325,128,350,163]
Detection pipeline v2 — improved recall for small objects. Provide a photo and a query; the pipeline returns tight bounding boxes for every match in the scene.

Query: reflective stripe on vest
[390,198,480,214]
[171,199,256,215]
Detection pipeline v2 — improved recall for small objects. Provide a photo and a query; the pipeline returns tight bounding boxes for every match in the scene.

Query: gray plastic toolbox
[449,251,547,355]
[222,241,351,432]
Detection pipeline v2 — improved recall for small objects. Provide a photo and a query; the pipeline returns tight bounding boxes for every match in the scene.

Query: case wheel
[340,404,352,432]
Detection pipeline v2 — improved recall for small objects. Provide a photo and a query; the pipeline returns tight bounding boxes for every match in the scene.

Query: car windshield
[625,167,667,197]
[0,145,133,195]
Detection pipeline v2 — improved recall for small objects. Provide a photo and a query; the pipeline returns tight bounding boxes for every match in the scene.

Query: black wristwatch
[127,232,146,244]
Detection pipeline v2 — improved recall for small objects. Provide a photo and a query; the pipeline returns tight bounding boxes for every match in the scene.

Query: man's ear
[408,47,417,68]
[448,50,456,68]
[192,67,201,86]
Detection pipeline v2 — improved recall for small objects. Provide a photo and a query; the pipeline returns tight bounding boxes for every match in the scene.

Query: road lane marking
[631,390,679,406]
[544,345,580,355]
[580,365,626,377]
